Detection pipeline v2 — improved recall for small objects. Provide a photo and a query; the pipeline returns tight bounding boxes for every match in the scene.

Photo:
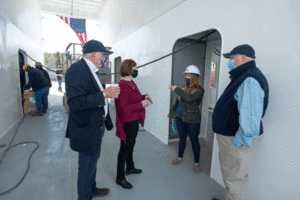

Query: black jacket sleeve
[65,63,105,111]
[24,71,34,90]
[42,69,52,88]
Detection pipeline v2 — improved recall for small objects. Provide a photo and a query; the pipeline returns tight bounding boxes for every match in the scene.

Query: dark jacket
[65,59,113,155]
[24,68,49,92]
[212,60,269,136]
[56,69,63,81]
[169,87,204,123]
[38,68,52,87]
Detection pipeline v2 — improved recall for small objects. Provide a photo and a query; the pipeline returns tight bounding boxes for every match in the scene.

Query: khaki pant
[217,134,264,200]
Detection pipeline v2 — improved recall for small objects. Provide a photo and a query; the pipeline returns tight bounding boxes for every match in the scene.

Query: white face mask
[228,60,236,70]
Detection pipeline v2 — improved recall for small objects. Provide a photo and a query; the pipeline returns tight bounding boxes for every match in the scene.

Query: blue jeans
[57,79,62,91]
[176,118,201,163]
[34,87,49,113]
[42,88,49,108]
[77,125,105,200]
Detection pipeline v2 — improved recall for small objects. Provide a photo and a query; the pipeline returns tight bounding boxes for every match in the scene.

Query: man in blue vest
[212,44,269,200]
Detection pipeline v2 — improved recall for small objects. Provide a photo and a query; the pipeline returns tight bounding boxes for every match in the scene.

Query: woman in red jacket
[115,59,153,189]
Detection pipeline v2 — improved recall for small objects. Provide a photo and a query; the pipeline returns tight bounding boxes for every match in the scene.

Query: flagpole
[71,0,73,17]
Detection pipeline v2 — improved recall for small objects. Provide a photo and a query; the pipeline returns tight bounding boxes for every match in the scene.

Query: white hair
[83,53,91,58]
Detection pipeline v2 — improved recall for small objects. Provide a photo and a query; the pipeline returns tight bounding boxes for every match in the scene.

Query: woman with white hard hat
[168,65,204,174]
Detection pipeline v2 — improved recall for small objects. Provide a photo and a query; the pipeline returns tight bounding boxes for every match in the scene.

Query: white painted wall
[98,0,185,45]
[101,0,300,199]
[0,0,44,138]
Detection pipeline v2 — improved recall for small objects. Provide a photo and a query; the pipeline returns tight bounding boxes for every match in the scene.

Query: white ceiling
[40,0,186,44]
[40,0,106,20]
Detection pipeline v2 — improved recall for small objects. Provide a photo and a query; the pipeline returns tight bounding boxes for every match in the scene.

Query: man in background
[56,66,63,92]
[23,64,49,116]
[35,62,51,113]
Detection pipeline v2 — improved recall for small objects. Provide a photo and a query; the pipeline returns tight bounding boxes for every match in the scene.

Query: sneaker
[43,110,47,113]
[171,158,183,165]
[194,164,201,174]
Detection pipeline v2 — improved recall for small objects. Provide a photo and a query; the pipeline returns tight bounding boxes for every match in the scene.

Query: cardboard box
[23,90,37,115]
[24,106,37,115]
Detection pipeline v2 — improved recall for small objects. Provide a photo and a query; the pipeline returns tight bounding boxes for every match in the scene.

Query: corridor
[0,81,224,200]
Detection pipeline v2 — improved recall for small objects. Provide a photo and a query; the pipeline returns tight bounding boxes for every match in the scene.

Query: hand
[168,85,177,92]
[145,94,153,104]
[103,86,120,98]
[142,100,150,107]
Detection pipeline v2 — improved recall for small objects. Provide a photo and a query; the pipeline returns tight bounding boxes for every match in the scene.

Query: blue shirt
[232,77,265,148]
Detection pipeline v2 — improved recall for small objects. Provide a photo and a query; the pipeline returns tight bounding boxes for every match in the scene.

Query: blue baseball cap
[82,40,113,55]
[223,44,255,59]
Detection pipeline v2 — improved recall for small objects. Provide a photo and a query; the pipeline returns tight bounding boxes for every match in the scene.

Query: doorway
[114,56,122,83]
[18,50,26,113]
[169,38,206,139]
[169,29,221,175]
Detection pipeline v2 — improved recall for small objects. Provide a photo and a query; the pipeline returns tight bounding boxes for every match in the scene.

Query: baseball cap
[223,44,255,59]
[82,40,113,55]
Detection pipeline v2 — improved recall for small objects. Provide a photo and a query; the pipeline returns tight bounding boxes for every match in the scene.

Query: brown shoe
[93,188,110,197]
[193,164,201,174]
[171,158,183,165]
[212,198,220,200]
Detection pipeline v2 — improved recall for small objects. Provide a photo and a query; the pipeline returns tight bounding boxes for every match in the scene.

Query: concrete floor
[0,81,224,200]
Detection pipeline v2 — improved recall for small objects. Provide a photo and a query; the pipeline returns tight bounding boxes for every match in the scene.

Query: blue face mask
[185,78,190,85]
[228,60,236,71]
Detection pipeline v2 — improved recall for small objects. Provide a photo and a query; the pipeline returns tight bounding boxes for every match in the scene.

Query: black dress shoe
[126,168,142,175]
[116,179,133,189]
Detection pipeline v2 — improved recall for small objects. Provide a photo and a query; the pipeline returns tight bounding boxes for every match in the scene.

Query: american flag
[57,15,87,45]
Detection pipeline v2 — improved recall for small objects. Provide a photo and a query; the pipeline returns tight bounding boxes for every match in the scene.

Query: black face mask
[185,78,190,85]
[132,70,138,78]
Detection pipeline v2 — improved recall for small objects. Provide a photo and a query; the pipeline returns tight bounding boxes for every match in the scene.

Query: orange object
[23,90,37,114]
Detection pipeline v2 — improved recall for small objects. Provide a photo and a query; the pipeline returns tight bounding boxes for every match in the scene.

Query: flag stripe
[65,17,68,24]
[57,15,87,45]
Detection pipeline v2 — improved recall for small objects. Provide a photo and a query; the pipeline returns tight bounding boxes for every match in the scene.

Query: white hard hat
[184,65,200,75]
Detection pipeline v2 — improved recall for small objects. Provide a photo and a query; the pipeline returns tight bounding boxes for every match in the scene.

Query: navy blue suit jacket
[65,59,113,154]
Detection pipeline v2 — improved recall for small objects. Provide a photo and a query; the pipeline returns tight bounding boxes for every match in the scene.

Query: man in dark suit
[65,40,120,200]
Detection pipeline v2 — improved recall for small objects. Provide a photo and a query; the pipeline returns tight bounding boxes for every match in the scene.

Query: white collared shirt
[83,57,108,116]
